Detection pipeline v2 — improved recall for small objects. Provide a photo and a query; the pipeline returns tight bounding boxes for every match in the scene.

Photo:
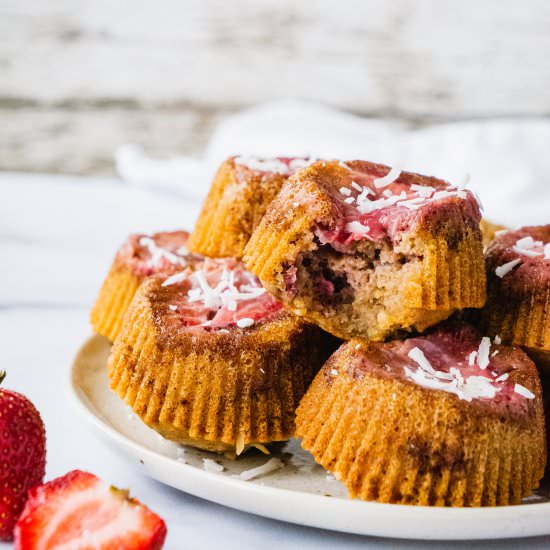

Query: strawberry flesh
[14,470,167,549]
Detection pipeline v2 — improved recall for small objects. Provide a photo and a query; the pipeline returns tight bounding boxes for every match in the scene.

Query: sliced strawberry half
[14,470,167,549]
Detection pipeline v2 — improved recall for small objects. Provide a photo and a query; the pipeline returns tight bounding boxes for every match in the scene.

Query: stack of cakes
[91,156,549,506]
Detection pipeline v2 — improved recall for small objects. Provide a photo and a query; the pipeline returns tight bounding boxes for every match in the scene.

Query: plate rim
[69,334,550,541]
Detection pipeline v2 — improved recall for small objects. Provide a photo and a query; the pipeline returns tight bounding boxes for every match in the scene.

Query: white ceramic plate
[70,334,550,541]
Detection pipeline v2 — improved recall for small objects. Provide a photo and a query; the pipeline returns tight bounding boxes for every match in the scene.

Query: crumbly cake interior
[286,231,449,340]
[244,159,485,341]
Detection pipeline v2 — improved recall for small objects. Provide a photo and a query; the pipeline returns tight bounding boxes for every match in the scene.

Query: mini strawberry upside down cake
[482,225,550,369]
[108,256,336,454]
[91,230,201,341]
[296,321,546,507]
[188,156,317,259]
[244,160,486,341]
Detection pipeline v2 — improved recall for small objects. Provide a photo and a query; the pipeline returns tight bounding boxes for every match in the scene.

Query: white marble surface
[1,169,550,549]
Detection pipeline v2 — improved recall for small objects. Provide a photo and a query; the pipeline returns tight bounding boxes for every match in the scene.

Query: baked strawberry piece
[14,470,167,549]
[188,156,316,258]
[0,373,46,541]
[244,160,486,341]
[90,230,202,341]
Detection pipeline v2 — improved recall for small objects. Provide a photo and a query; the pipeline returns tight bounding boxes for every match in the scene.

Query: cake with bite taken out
[244,160,486,341]
[296,321,546,506]
[481,225,550,369]
[188,156,315,259]
[90,231,200,341]
[108,256,336,454]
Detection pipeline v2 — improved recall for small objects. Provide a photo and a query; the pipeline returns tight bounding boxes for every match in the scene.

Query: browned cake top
[115,230,199,277]
[344,322,538,412]
[301,160,481,244]
[151,257,283,332]
[486,225,550,283]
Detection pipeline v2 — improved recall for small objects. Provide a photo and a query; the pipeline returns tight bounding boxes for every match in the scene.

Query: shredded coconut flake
[513,247,541,258]
[404,344,504,402]
[410,184,435,197]
[373,165,401,188]
[162,271,188,287]
[473,191,485,212]
[139,236,188,268]
[235,458,284,481]
[168,304,178,311]
[345,221,370,234]
[236,317,254,328]
[458,173,471,190]
[234,156,290,175]
[339,186,351,196]
[203,458,225,473]
[351,181,363,192]
[330,369,338,376]
[408,347,451,378]
[288,157,316,171]
[494,229,509,237]
[511,236,548,258]
[477,337,491,370]
[514,384,535,399]
[495,258,521,278]
[493,335,502,345]
[186,268,265,310]
[468,351,477,366]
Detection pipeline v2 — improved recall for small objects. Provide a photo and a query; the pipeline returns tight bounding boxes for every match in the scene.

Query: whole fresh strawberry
[0,372,46,540]
[14,470,167,549]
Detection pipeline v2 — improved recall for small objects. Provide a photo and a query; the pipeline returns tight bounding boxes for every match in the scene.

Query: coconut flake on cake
[373,165,402,188]
[495,258,521,278]
[139,236,188,268]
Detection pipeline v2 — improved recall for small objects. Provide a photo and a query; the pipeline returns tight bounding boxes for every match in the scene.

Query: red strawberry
[14,470,167,549]
[0,372,46,540]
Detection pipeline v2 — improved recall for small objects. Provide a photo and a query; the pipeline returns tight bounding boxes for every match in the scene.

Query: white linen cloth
[117,100,550,228]
[2,101,550,549]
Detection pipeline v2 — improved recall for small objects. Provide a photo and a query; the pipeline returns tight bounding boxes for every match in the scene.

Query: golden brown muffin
[188,156,315,258]
[108,257,336,453]
[481,225,550,370]
[297,321,546,506]
[480,219,507,249]
[244,160,486,341]
[90,231,200,341]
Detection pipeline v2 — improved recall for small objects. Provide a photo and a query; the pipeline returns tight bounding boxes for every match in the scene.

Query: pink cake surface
[116,230,198,277]
[312,160,481,245]
[487,225,550,284]
[154,257,283,331]
[344,322,539,413]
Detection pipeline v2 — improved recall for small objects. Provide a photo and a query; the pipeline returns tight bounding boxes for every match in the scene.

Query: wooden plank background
[1,0,549,174]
